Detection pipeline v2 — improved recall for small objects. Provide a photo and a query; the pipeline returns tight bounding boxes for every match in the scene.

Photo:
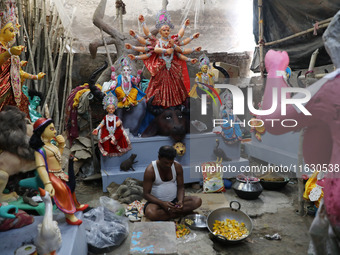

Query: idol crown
[103,92,118,109]
[155,9,174,30]
[0,0,17,31]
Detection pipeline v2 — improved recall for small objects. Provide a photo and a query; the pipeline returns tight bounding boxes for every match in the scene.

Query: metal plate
[183,214,207,230]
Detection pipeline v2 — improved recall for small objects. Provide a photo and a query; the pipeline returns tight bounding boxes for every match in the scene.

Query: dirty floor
[75,177,314,255]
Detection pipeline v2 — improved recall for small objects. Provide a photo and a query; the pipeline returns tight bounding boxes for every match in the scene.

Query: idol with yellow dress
[111,55,145,109]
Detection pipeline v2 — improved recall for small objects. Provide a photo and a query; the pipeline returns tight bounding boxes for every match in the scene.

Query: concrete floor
[76,177,313,255]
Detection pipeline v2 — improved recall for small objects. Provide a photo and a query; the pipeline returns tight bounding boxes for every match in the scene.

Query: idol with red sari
[0,6,28,117]
[125,10,201,108]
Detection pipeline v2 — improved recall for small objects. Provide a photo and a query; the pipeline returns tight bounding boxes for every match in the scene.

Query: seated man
[143,146,202,221]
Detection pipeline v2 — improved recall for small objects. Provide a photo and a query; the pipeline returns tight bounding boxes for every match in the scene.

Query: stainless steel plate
[184,214,207,229]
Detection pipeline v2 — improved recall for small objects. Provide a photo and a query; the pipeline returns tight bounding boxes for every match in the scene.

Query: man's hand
[173,200,183,212]
[161,201,176,213]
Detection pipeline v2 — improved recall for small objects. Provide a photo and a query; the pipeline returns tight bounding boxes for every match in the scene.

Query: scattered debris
[265,233,282,240]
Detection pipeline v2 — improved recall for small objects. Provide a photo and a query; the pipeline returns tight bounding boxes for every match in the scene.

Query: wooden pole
[59,37,72,132]
[22,22,38,90]
[258,0,264,78]
[67,40,74,98]
[16,0,26,59]
[262,23,330,47]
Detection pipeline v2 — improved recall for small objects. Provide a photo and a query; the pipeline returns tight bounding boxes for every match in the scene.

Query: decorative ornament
[198,54,210,69]
[0,0,18,32]
[102,92,118,109]
[117,55,131,72]
[155,9,174,30]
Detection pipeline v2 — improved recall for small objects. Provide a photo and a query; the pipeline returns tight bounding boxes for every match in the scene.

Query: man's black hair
[158,145,177,160]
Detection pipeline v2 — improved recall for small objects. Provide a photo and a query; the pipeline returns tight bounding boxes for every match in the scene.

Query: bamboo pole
[16,0,25,59]
[49,37,65,118]
[51,18,61,55]
[43,5,58,113]
[27,15,44,89]
[22,21,38,90]
[67,41,74,98]
[262,23,330,47]
[59,38,72,132]
[258,0,264,78]
[52,24,62,64]
[41,0,49,93]
[27,0,32,38]
[50,7,75,129]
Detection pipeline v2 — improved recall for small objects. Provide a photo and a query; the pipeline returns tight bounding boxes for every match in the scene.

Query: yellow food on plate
[212,219,249,240]
[176,223,191,238]
[185,218,194,226]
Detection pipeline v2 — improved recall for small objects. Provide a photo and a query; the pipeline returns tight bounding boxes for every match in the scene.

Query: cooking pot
[206,201,253,244]
[232,176,263,200]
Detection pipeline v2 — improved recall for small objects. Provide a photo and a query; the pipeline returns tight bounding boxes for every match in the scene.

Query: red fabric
[98,115,132,157]
[49,172,76,214]
[65,84,90,145]
[0,210,34,232]
[181,60,190,93]
[143,42,188,108]
[0,45,30,118]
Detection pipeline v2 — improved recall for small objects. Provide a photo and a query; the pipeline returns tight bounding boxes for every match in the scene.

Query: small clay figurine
[219,91,243,144]
[27,89,43,123]
[92,92,132,157]
[120,154,138,171]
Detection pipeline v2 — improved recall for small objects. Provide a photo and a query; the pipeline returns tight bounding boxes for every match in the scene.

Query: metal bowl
[206,201,253,243]
[260,178,290,190]
[183,214,207,230]
[232,177,263,200]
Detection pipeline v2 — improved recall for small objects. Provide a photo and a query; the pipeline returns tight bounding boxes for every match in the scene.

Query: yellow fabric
[115,87,139,108]
[190,72,219,99]
[303,171,323,208]
[73,83,102,108]
[189,84,198,98]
